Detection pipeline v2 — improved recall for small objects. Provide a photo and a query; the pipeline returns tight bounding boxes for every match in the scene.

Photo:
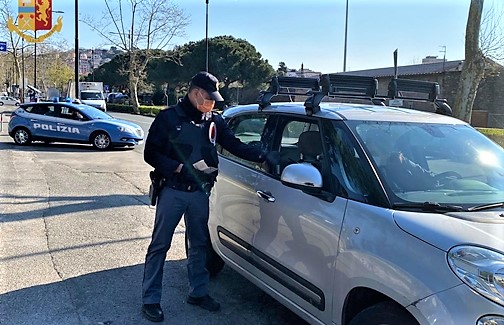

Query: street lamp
[343,0,348,72]
[205,0,209,72]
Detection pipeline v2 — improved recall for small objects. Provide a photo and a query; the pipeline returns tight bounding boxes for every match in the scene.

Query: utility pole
[205,0,209,72]
[74,0,79,99]
[343,0,349,72]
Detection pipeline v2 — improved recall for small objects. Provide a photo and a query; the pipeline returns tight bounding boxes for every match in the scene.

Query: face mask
[196,90,215,112]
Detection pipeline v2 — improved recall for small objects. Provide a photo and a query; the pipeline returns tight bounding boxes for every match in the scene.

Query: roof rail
[258,76,320,109]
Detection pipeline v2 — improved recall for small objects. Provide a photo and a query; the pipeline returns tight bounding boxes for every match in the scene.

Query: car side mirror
[280,163,323,192]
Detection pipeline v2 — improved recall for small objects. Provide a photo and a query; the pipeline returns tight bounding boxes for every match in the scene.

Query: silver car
[207,75,504,325]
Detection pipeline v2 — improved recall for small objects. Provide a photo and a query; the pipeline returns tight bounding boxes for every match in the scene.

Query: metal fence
[0,111,13,132]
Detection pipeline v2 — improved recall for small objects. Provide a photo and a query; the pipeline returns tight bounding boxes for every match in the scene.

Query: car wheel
[185,231,225,278]
[349,301,418,325]
[13,127,32,145]
[15,102,19,106]
[91,132,111,150]
[0,102,4,106]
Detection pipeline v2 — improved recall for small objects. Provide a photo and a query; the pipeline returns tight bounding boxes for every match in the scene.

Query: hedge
[477,127,504,147]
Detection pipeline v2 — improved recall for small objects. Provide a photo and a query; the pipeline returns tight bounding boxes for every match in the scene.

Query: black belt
[169,182,199,192]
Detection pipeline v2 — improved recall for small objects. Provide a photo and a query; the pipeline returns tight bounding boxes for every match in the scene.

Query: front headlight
[448,245,504,306]
[117,126,135,133]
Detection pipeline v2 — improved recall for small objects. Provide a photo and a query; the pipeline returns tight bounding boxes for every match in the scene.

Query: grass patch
[477,127,504,147]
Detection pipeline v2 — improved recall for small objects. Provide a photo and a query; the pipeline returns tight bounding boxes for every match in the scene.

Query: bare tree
[453,0,485,122]
[82,0,189,113]
[0,0,24,98]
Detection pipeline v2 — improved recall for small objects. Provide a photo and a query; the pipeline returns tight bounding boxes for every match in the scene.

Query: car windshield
[77,105,112,120]
[350,121,504,207]
[81,92,104,100]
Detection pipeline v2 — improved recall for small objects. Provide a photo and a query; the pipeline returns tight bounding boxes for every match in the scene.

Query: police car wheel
[13,128,32,145]
[92,132,111,150]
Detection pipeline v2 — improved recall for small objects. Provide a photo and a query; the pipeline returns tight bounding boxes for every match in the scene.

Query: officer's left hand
[262,151,280,173]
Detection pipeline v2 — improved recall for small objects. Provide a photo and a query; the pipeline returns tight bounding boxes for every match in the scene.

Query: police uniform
[141,94,264,308]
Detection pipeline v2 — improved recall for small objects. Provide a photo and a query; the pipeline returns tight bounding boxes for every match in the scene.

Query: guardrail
[0,111,14,132]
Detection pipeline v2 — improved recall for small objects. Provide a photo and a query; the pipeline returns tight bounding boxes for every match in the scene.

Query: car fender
[332,200,460,324]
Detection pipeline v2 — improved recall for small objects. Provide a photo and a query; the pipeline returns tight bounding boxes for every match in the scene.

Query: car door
[52,104,90,142]
[210,113,274,270]
[252,116,346,323]
[25,103,61,139]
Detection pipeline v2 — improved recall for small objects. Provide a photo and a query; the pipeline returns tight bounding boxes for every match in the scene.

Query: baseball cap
[190,71,224,102]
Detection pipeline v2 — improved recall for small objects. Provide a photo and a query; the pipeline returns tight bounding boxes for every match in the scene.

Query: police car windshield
[78,105,112,120]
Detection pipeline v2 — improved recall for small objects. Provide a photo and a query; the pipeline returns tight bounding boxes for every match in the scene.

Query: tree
[453,0,486,122]
[277,62,288,76]
[175,36,275,104]
[82,0,189,113]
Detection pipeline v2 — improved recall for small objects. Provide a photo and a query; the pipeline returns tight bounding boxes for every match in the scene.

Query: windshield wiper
[393,201,465,212]
[467,202,504,212]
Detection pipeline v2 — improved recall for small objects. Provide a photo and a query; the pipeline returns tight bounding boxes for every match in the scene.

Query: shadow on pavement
[1,193,150,223]
[0,261,307,325]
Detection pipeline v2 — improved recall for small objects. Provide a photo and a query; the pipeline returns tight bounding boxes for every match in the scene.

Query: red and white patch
[208,122,217,145]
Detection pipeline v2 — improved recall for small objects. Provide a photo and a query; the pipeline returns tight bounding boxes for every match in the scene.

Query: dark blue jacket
[144,96,264,180]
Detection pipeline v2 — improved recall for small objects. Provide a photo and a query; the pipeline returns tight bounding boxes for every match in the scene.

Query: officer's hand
[180,164,201,184]
[262,151,280,173]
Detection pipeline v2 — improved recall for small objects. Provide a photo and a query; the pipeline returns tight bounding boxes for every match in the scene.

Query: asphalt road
[0,112,307,325]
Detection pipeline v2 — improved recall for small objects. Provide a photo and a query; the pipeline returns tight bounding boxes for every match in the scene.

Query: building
[339,57,504,128]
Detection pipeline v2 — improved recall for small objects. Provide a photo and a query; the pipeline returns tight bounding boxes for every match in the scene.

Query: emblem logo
[7,0,63,43]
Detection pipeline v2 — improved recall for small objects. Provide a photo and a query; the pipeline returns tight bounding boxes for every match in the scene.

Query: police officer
[141,71,277,322]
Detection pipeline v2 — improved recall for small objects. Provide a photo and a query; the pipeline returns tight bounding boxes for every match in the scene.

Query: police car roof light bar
[258,76,320,109]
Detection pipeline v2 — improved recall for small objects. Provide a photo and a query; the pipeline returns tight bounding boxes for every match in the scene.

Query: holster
[149,170,165,206]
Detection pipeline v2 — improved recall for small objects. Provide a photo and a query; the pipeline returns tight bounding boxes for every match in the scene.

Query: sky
[29,0,504,74]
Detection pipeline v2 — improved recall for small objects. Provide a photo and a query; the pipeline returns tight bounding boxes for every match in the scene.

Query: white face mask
[196,90,215,113]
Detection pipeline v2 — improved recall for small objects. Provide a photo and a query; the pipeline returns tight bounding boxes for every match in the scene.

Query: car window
[275,118,320,175]
[323,120,385,204]
[221,113,270,171]
[43,105,60,117]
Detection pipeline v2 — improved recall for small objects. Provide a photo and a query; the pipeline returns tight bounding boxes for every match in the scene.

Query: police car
[207,75,504,324]
[8,102,144,150]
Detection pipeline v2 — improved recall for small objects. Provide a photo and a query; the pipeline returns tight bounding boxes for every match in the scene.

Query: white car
[0,96,20,106]
[207,75,504,325]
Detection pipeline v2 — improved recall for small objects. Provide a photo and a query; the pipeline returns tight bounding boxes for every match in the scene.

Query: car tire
[184,231,225,278]
[0,102,4,106]
[91,132,111,150]
[13,127,32,145]
[15,102,19,106]
[349,301,418,325]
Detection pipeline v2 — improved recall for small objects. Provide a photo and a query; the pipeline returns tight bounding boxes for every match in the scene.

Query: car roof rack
[258,76,320,110]
[387,78,452,116]
[257,74,452,116]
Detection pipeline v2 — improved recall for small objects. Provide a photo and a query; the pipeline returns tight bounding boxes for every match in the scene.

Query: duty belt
[169,182,199,192]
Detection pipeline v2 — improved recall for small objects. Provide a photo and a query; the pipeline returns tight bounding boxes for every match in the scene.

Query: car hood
[393,210,504,252]
[94,118,142,130]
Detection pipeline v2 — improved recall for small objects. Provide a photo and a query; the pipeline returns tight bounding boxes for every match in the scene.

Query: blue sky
[47,0,501,73]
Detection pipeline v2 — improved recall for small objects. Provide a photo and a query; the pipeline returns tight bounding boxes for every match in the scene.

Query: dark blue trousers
[142,186,210,304]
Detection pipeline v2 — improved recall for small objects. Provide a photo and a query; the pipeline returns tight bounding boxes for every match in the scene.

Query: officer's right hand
[180,164,201,184]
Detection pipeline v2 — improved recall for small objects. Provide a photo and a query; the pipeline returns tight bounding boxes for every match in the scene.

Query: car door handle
[256,190,275,203]
[57,122,66,125]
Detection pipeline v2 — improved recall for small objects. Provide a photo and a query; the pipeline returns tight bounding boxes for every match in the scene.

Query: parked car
[207,75,504,324]
[0,95,20,106]
[107,92,129,104]
[8,102,144,150]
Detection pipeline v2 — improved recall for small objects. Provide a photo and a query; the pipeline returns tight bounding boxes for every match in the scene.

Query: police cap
[190,71,224,102]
